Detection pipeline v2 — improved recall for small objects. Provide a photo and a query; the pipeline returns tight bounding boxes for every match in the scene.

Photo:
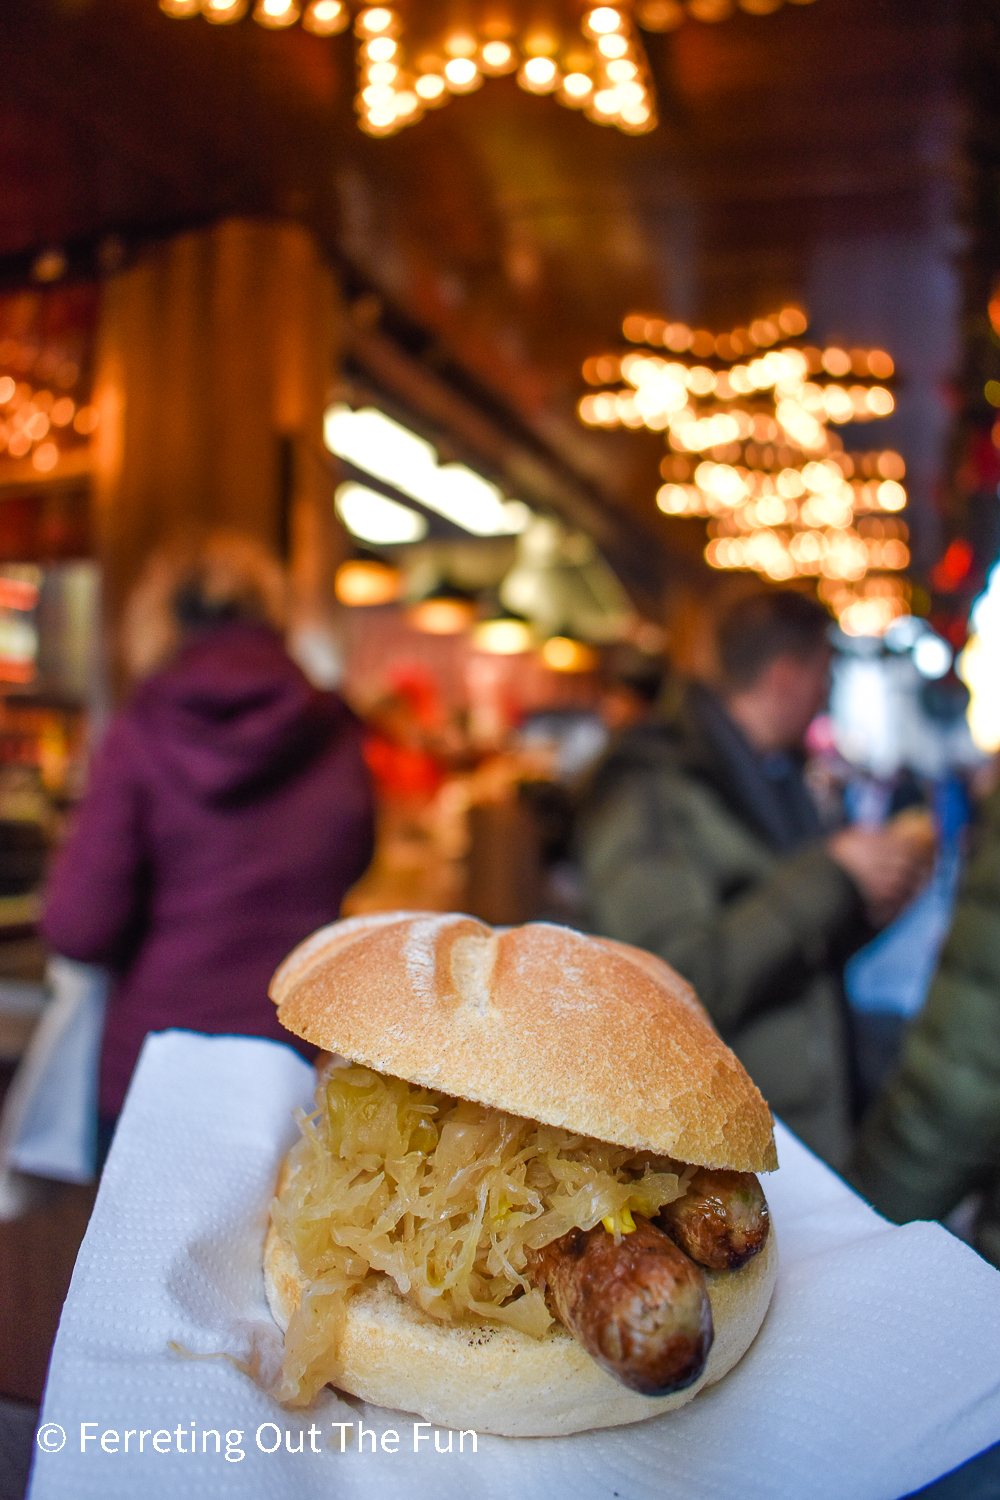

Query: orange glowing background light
[579,306,907,632]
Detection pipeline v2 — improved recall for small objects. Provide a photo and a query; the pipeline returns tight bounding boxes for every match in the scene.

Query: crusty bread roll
[270,912,776,1173]
[266,913,779,1436]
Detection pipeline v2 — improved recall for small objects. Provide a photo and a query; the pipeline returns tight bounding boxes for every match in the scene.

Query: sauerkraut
[272,1063,691,1405]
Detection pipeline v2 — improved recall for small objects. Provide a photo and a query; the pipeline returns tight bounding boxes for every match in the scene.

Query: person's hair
[601,644,669,706]
[717,590,831,691]
[121,527,288,681]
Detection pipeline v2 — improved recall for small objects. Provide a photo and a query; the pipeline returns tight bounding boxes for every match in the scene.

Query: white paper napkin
[28,1030,1000,1500]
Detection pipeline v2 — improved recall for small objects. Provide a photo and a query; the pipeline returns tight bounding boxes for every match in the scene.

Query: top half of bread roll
[270,912,777,1174]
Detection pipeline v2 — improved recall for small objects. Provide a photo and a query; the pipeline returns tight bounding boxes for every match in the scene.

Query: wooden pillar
[90,218,345,683]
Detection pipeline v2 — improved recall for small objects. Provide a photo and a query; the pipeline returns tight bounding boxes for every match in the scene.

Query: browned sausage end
[528,1217,713,1397]
[657,1168,770,1271]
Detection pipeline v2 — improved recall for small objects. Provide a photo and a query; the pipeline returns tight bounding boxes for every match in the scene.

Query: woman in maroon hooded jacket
[42,530,375,1131]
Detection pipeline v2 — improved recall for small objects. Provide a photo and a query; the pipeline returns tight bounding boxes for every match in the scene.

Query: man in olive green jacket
[850,784,1000,1266]
[580,592,931,1168]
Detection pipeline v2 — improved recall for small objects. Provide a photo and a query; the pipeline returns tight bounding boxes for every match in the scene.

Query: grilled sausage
[657,1168,769,1271]
[528,1216,713,1396]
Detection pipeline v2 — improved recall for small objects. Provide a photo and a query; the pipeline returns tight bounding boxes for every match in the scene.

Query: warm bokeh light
[73,406,99,434]
[581,308,907,622]
[31,442,59,473]
[521,56,559,90]
[160,0,796,137]
[408,597,477,635]
[821,346,851,377]
[585,7,625,34]
[357,7,395,34]
[444,57,480,89]
[481,40,515,71]
[334,559,403,607]
[254,0,299,27]
[607,58,637,80]
[202,0,247,21]
[444,30,477,57]
[415,73,446,99]
[636,0,685,25]
[473,617,535,654]
[302,0,348,34]
[541,635,600,672]
[563,72,594,98]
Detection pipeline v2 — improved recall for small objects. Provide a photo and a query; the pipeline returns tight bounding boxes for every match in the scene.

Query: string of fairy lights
[0,357,98,476]
[158,0,817,137]
[578,308,909,636]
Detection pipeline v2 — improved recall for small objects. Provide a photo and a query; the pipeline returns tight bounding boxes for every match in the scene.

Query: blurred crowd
[3,528,1000,1271]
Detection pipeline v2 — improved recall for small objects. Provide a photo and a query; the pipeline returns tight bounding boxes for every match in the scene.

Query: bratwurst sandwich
[264,912,777,1437]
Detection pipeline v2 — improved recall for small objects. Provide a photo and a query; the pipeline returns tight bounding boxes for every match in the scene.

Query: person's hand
[826,816,935,927]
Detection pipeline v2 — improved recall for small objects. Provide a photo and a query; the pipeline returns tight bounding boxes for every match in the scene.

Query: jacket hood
[131,621,351,801]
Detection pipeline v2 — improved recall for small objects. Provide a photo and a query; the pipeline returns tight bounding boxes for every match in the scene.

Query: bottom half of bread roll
[263,1225,777,1438]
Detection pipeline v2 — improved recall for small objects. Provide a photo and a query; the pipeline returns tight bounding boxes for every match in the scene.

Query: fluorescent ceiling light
[335,481,428,545]
[324,404,530,537]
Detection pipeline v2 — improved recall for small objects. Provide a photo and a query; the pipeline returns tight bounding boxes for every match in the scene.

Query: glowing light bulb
[481,40,514,71]
[254,0,299,26]
[586,7,625,34]
[302,0,347,34]
[363,108,397,133]
[542,636,599,672]
[615,80,645,106]
[444,31,477,57]
[821,346,851,377]
[415,73,446,99]
[606,58,637,80]
[202,0,247,22]
[877,480,906,512]
[358,7,394,34]
[520,56,559,91]
[444,56,479,88]
[334,559,402,607]
[867,387,895,416]
[474,618,534,654]
[597,32,629,56]
[365,35,397,59]
[563,72,593,97]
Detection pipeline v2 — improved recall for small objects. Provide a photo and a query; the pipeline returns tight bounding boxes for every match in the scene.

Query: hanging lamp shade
[407,583,478,634]
[334,557,403,605]
[473,609,535,654]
